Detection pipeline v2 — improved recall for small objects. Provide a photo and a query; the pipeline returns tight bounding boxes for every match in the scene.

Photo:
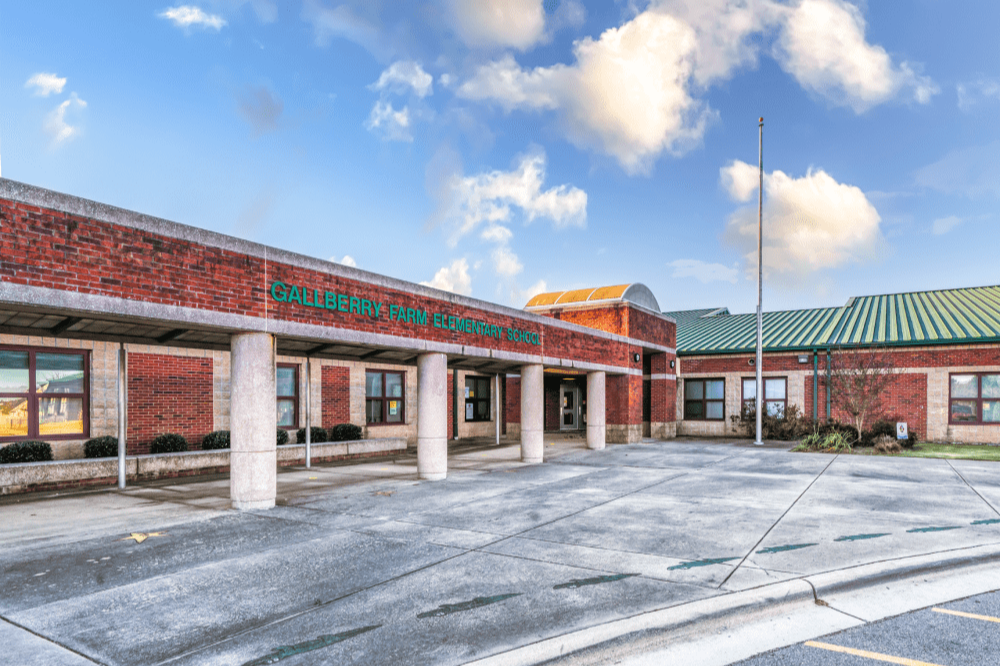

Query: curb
[466,543,1000,666]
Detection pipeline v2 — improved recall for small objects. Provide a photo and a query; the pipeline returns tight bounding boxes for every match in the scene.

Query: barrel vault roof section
[673,285,1000,355]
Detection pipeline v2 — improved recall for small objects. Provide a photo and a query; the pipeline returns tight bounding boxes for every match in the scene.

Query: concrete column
[230,332,276,510]
[520,364,544,463]
[587,371,606,450]
[417,352,448,480]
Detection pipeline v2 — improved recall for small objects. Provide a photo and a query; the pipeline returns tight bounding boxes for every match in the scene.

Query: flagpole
[754,117,764,446]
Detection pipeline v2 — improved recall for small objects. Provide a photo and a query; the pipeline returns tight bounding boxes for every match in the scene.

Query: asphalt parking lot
[3,436,1000,665]
[738,588,1000,665]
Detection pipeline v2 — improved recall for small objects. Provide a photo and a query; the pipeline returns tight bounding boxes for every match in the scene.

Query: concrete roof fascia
[0,178,647,350]
[678,335,1000,356]
[0,280,647,373]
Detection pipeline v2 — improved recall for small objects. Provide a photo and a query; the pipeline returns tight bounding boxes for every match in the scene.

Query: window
[0,347,88,442]
[950,373,1000,425]
[276,364,298,428]
[465,376,491,422]
[742,377,787,417]
[685,379,724,420]
[366,370,404,424]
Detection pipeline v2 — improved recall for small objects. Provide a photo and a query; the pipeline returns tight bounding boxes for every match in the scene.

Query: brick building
[0,179,676,506]
[667,287,1000,444]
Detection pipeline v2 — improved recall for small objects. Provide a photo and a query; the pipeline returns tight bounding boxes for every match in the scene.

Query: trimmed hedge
[276,429,289,445]
[84,436,119,458]
[296,427,328,444]
[201,430,230,450]
[0,441,53,463]
[330,423,363,442]
[150,433,188,454]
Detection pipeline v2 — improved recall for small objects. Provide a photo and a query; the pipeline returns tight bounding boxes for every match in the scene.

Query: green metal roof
[675,285,1000,355]
[662,307,729,324]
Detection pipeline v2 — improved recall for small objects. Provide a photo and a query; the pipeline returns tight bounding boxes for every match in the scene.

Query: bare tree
[828,345,895,443]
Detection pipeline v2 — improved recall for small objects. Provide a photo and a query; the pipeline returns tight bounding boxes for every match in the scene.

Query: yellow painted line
[933,607,1000,623]
[804,641,938,666]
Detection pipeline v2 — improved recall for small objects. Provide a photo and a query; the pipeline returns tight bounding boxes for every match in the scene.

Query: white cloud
[301,0,389,58]
[668,259,738,283]
[914,141,1000,198]
[652,0,783,86]
[421,258,473,295]
[773,0,937,112]
[521,279,548,303]
[444,0,545,51]
[370,61,433,98]
[720,159,760,202]
[44,94,87,145]
[481,225,513,244]
[442,150,587,244]
[25,73,66,97]
[491,246,523,277]
[932,216,962,236]
[328,254,357,267]
[723,160,884,281]
[957,79,1000,112]
[458,10,712,174]
[158,5,227,30]
[365,101,412,142]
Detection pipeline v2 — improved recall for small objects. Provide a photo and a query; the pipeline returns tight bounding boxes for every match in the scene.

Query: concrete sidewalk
[2,436,1000,665]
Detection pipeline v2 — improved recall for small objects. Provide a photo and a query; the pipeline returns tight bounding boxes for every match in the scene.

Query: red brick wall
[506,377,521,424]
[805,372,928,436]
[127,353,212,454]
[448,372,454,440]
[0,198,637,371]
[321,365,350,427]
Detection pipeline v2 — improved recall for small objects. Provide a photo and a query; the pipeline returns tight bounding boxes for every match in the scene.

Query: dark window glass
[465,376,492,422]
[685,379,724,421]
[276,365,298,428]
[367,370,404,424]
[950,373,1000,425]
[1,347,87,442]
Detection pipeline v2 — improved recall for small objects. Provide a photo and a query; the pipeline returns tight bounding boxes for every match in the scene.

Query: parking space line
[932,607,1000,624]
[803,640,938,666]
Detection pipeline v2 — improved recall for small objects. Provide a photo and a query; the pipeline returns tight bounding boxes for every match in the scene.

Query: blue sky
[3,1,999,315]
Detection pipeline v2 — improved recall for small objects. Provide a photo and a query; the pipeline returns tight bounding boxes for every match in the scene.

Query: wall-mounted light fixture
[670,360,675,369]
[633,353,640,363]
[748,358,755,365]
[798,355,809,363]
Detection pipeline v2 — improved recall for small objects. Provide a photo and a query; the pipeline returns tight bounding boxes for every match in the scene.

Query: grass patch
[892,443,1000,461]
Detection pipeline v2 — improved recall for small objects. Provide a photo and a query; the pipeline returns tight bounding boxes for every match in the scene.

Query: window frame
[742,376,788,418]
[949,372,1000,425]
[365,369,405,426]
[684,378,725,421]
[0,345,90,443]
[464,375,492,423]
[276,363,299,429]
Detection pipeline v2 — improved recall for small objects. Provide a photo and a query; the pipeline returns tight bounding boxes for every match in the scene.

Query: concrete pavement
[2,436,1000,665]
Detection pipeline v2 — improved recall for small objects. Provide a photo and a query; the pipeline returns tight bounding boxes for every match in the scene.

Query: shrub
[330,423,363,442]
[821,432,852,453]
[84,436,118,458]
[0,441,53,463]
[873,434,901,453]
[276,429,289,445]
[295,426,328,444]
[150,433,188,454]
[796,432,824,451]
[730,404,814,440]
[201,430,230,450]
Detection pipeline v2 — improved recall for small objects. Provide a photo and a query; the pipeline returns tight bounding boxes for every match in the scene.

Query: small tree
[828,345,894,444]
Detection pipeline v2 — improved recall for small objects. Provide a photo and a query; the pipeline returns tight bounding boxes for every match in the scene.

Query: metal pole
[305,358,311,468]
[117,344,127,489]
[754,117,764,446]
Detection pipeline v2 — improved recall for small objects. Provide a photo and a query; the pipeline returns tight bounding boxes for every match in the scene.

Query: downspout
[813,350,818,422]
[826,348,832,420]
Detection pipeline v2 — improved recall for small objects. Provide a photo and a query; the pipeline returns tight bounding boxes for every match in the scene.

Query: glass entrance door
[560,384,580,430]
